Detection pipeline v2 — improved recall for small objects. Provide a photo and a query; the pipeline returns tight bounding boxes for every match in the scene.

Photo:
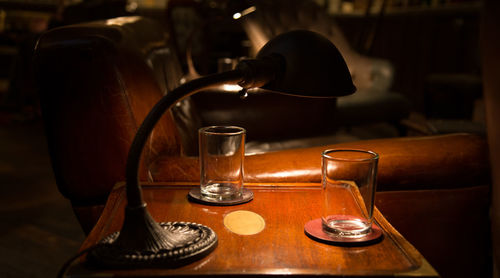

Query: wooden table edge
[78,182,439,277]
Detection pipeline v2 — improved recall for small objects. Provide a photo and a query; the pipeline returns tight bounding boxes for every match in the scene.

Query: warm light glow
[251,169,320,179]
[222,84,243,92]
[264,269,294,275]
[240,21,268,54]
[105,16,141,26]
[233,6,256,20]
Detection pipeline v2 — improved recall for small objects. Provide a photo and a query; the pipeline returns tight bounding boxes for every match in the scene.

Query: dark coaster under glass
[188,187,253,206]
[304,218,383,246]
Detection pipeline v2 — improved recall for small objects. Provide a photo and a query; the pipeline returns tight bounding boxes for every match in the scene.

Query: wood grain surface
[73,182,438,277]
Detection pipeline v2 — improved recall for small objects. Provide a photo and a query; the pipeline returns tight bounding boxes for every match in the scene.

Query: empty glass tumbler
[199,126,245,201]
[321,149,379,238]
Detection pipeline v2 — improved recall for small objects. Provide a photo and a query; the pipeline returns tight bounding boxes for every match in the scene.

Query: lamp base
[87,222,217,268]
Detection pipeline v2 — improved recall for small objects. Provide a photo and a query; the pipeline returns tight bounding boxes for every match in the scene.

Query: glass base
[304,218,383,246]
[201,183,242,201]
[188,187,253,206]
[322,215,371,238]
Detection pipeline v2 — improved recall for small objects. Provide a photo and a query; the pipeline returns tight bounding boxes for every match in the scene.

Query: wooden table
[68,182,438,277]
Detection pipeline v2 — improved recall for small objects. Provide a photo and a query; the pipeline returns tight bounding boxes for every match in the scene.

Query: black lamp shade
[256,30,356,98]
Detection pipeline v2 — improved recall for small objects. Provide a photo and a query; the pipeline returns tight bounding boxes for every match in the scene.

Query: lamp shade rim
[256,29,356,98]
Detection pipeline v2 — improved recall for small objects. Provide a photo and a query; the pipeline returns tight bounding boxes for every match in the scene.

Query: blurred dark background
[0,0,484,277]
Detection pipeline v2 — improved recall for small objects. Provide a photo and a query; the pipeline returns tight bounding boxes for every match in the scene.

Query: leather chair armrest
[151,133,489,191]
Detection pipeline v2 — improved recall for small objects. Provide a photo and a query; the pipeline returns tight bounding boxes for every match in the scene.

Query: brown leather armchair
[166,0,411,139]
[35,17,491,277]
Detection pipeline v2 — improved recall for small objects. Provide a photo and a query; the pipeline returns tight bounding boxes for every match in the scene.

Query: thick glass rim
[322,149,379,162]
[199,126,246,135]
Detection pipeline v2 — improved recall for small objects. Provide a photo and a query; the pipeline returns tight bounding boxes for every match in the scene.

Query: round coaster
[223,210,266,235]
[304,218,383,246]
[188,187,253,206]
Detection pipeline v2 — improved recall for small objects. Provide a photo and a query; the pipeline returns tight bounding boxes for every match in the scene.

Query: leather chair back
[35,17,184,206]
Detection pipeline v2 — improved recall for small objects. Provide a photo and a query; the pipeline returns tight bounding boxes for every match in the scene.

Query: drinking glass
[199,126,245,201]
[321,149,379,238]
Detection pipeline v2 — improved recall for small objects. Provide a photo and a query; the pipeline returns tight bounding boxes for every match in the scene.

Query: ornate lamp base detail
[87,222,217,268]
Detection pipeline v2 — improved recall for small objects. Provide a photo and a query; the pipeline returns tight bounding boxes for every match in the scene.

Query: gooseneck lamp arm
[87,59,280,268]
[87,30,356,268]
[125,70,244,208]
[125,57,280,208]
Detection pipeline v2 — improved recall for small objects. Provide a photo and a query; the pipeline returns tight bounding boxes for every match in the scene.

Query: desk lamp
[88,30,356,268]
